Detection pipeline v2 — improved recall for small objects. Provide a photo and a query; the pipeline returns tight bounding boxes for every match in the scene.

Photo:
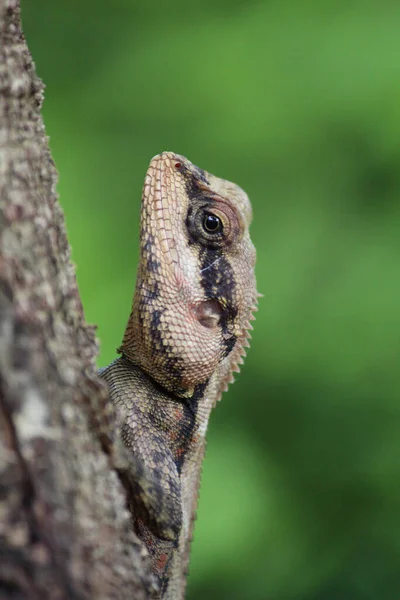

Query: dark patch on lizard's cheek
[137,283,159,340]
[143,233,161,274]
[146,280,159,300]
[143,234,155,254]
[221,333,237,358]
[181,166,239,355]
[150,309,164,349]
[147,258,160,273]
[199,248,238,356]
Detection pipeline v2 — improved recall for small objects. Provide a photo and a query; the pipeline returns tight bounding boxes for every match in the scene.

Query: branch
[0,2,154,597]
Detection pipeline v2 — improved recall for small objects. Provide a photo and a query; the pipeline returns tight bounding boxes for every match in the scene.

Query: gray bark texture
[0,2,154,598]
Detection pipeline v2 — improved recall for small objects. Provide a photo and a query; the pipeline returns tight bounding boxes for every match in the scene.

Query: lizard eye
[186,200,241,248]
[203,213,223,234]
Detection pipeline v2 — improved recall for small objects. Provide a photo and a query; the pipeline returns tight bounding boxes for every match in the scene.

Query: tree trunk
[0,2,153,598]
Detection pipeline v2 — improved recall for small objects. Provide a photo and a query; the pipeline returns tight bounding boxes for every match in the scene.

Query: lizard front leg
[100,358,183,594]
[119,422,182,543]
[120,422,182,593]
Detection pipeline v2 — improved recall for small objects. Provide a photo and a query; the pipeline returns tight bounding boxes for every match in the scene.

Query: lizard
[99,151,258,599]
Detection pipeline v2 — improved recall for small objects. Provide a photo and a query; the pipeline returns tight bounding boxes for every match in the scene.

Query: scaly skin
[100,152,257,598]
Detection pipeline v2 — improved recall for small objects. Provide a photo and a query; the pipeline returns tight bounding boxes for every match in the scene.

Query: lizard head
[120,152,257,398]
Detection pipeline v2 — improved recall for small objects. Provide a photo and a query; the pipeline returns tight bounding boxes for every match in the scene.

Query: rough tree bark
[0,2,154,598]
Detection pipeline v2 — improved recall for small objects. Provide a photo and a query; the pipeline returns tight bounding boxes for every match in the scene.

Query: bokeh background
[22,2,400,599]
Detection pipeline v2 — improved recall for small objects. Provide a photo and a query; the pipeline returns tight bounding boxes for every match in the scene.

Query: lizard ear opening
[194,299,223,329]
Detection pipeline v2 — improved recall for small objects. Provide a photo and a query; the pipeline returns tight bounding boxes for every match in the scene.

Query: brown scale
[100,152,258,599]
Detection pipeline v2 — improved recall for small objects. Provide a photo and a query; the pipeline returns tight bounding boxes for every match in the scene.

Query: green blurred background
[22,1,400,598]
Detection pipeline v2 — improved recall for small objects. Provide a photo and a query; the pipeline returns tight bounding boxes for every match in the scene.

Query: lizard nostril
[174,162,182,169]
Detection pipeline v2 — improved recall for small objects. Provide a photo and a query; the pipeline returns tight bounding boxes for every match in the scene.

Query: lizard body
[100,152,257,598]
